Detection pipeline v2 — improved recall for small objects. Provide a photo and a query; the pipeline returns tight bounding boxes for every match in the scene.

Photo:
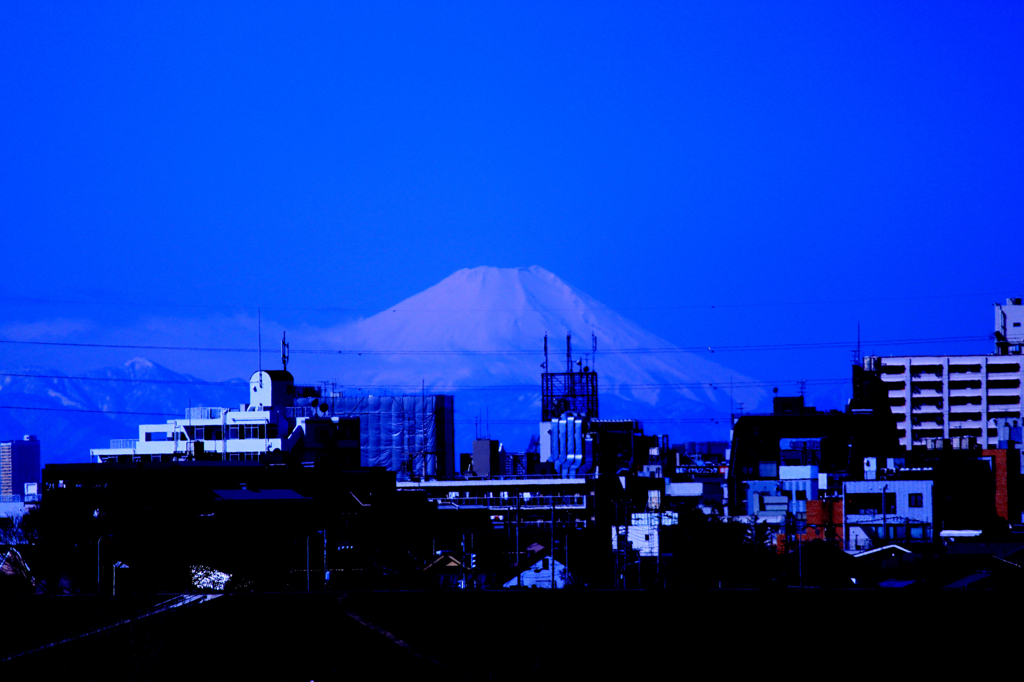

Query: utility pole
[882,483,889,546]
[798,531,803,588]
[551,498,556,588]
[566,332,572,373]
[516,493,521,587]
[592,332,597,372]
[565,523,569,588]
[97,535,109,597]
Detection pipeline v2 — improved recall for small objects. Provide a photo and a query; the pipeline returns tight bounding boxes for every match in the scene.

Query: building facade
[868,298,1024,451]
[843,479,934,551]
[869,355,1022,451]
[1,435,40,503]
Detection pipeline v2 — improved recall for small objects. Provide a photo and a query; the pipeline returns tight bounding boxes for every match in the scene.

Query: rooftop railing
[429,494,587,510]
[186,407,225,420]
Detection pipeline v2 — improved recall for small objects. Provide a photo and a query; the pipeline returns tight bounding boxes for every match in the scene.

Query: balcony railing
[109,439,138,450]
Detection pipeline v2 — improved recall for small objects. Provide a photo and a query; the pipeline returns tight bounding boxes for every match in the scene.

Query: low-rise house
[503,555,569,589]
[843,480,933,550]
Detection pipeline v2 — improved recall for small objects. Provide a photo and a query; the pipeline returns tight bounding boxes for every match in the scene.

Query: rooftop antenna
[592,332,597,372]
[258,309,263,388]
[281,331,290,372]
[543,333,548,372]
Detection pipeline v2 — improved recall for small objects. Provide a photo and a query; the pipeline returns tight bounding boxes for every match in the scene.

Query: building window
[847,492,897,515]
[238,425,266,440]
[908,493,923,508]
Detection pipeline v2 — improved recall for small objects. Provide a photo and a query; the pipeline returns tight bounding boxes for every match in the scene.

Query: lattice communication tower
[541,332,599,421]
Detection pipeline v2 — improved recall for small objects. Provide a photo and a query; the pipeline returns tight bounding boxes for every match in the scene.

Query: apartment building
[868,298,1024,450]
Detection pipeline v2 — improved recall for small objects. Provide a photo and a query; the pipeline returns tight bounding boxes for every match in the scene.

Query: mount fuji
[310,266,767,450]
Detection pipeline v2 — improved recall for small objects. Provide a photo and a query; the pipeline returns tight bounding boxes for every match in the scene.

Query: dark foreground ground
[2,589,1020,680]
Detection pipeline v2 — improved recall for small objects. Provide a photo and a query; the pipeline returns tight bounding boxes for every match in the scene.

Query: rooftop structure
[88,368,454,479]
[90,370,297,464]
[995,297,1024,355]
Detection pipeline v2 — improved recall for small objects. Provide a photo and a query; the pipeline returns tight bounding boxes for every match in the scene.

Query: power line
[0,404,732,424]
[0,405,179,417]
[0,289,1009,313]
[0,339,257,353]
[0,373,238,386]
[0,335,991,356]
[294,336,990,354]
[0,371,848,392]
[450,418,731,425]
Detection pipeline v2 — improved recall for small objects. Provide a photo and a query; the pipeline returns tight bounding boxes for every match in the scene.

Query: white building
[868,298,1024,451]
[91,370,301,463]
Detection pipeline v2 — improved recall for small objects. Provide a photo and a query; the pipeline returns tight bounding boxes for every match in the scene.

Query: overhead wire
[0,404,733,424]
[0,334,991,356]
[0,371,850,392]
[0,404,181,417]
[0,288,1010,313]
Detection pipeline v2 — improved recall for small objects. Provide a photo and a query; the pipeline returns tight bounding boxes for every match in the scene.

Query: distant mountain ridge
[0,360,247,464]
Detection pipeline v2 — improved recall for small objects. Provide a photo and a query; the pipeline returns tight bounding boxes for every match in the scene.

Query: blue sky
[2,2,1022,404]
